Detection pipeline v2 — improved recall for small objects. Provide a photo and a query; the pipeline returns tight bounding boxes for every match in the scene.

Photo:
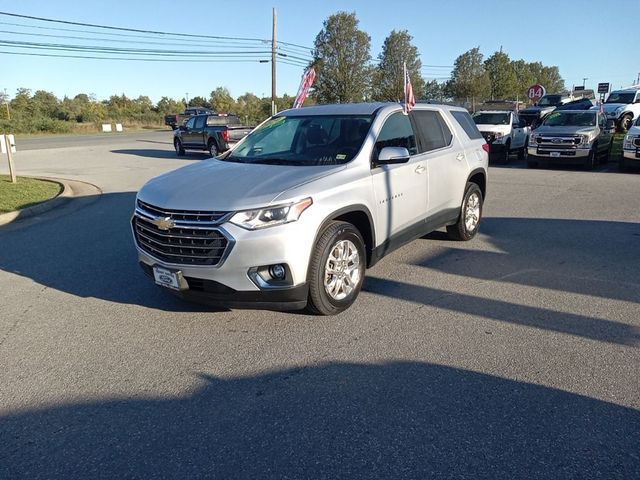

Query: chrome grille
[634,137,640,147]
[536,135,581,151]
[133,201,232,266]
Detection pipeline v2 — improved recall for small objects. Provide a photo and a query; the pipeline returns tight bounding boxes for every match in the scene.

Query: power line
[0,11,267,43]
[0,50,271,63]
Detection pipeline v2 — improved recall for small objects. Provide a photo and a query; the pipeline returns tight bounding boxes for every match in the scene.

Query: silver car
[132,103,489,314]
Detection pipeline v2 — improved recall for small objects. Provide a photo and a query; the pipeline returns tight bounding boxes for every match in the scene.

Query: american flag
[293,68,316,109]
[404,63,416,114]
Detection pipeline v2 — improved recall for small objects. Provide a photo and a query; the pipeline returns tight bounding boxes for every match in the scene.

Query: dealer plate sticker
[550,151,561,158]
[153,266,181,290]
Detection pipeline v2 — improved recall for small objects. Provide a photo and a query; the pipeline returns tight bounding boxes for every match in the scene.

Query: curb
[0,177,102,226]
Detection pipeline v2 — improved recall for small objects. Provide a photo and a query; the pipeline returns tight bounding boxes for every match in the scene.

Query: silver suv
[132,103,489,315]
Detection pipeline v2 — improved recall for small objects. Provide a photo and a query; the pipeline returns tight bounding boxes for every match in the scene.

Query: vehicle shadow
[0,191,222,312]
[1,361,638,479]
[110,148,211,160]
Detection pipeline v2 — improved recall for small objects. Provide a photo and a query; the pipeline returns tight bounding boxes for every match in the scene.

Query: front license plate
[153,266,182,290]
[550,151,561,158]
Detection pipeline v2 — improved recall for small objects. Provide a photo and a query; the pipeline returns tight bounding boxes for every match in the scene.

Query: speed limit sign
[527,84,546,102]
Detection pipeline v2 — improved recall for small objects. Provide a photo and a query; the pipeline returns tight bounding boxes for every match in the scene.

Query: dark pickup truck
[165,107,214,130]
[173,113,254,157]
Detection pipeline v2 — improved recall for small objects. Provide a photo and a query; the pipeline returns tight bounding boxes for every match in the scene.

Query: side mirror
[376,146,410,165]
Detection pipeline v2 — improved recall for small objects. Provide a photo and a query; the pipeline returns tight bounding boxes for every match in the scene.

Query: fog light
[269,264,286,280]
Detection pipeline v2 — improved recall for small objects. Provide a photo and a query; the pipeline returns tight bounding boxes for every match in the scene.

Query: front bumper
[133,214,318,310]
[528,146,591,163]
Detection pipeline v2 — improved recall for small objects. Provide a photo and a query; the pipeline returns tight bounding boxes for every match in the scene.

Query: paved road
[1,133,639,479]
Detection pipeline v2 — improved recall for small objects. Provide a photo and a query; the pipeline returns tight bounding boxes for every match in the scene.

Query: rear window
[206,115,240,126]
[451,111,483,140]
[411,110,453,152]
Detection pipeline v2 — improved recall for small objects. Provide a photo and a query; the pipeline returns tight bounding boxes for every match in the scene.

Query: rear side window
[194,116,206,129]
[374,112,418,158]
[411,110,453,152]
[451,111,483,140]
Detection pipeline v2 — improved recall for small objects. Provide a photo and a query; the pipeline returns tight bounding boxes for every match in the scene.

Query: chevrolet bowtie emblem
[152,216,175,230]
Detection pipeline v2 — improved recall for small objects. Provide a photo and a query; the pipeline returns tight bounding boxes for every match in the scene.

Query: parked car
[519,94,573,127]
[164,107,214,130]
[554,97,596,111]
[621,116,640,171]
[599,86,640,132]
[173,114,254,157]
[527,110,615,169]
[472,110,529,162]
[132,102,489,314]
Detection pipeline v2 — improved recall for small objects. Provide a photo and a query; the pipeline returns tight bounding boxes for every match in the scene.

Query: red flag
[293,68,316,109]
[404,63,416,113]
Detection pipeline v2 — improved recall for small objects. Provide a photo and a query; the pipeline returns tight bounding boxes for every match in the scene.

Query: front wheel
[447,183,483,241]
[584,148,596,170]
[619,114,633,133]
[518,140,529,161]
[306,221,366,315]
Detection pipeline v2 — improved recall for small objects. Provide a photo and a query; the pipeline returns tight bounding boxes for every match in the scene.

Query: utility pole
[271,8,277,116]
[185,92,189,107]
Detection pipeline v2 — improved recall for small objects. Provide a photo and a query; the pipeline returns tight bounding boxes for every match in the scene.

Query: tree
[448,47,490,107]
[372,30,425,102]
[210,87,236,113]
[484,50,518,100]
[156,96,186,115]
[423,80,445,101]
[528,62,565,94]
[189,96,210,108]
[311,12,372,103]
[511,59,535,101]
[10,88,33,114]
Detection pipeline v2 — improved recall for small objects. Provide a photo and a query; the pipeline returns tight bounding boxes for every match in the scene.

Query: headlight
[230,197,313,230]
[623,135,634,149]
[579,135,591,148]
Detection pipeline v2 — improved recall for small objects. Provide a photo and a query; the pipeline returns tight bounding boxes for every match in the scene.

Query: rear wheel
[306,221,366,316]
[447,183,483,241]
[208,140,219,157]
[174,138,185,156]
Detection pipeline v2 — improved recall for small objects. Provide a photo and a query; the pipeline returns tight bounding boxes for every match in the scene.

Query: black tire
[306,221,366,316]
[208,140,219,157]
[446,183,483,241]
[518,140,528,160]
[618,114,633,133]
[174,138,185,156]
[584,148,596,170]
[501,140,511,164]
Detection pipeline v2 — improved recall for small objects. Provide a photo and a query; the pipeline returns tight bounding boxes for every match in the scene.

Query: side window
[411,110,453,152]
[184,117,196,129]
[450,111,483,140]
[194,116,206,129]
[374,112,418,159]
[512,114,520,126]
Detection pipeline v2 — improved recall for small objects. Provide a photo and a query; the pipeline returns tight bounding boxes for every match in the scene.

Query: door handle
[456,153,465,161]
[414,165,426,174]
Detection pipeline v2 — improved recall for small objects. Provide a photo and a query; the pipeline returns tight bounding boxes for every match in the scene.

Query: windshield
[222,114,373,166]
[605,92,635,104]
[472,112,510,125]
[537,95,563,107]
[543,111,596,127]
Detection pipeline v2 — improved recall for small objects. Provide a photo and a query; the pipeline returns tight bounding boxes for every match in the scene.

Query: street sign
[527,84,546,102]
[574,86,585,91]
[598,82,610,94]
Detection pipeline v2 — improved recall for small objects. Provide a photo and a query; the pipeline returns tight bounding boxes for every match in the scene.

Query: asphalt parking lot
[1,131,639,479]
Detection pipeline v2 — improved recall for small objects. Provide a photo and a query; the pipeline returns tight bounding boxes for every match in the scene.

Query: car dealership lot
[1,132,638,478]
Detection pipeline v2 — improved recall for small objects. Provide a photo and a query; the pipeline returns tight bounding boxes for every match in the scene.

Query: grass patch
[611,133,625,162]
[0,176,62,214]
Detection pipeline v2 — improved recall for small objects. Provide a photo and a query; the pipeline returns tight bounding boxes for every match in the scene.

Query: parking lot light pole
[271,8,277,116]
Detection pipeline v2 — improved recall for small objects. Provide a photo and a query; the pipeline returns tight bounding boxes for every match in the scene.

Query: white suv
[621,117,640,170]
[132,103,489,314]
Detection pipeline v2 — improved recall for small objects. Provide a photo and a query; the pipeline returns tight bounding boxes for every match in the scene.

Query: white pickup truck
[621,117,640,171]
[472,110,530,163]
[600,86,640,132]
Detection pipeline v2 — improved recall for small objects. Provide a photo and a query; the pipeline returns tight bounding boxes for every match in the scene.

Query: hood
[602,103,626,114]
[627,125,640,136]
[533,125,595,136]
[475,124,511,136]
[138,159,345,211]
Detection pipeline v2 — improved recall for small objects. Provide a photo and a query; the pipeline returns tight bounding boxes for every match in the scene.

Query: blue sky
[0,0,638,102]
